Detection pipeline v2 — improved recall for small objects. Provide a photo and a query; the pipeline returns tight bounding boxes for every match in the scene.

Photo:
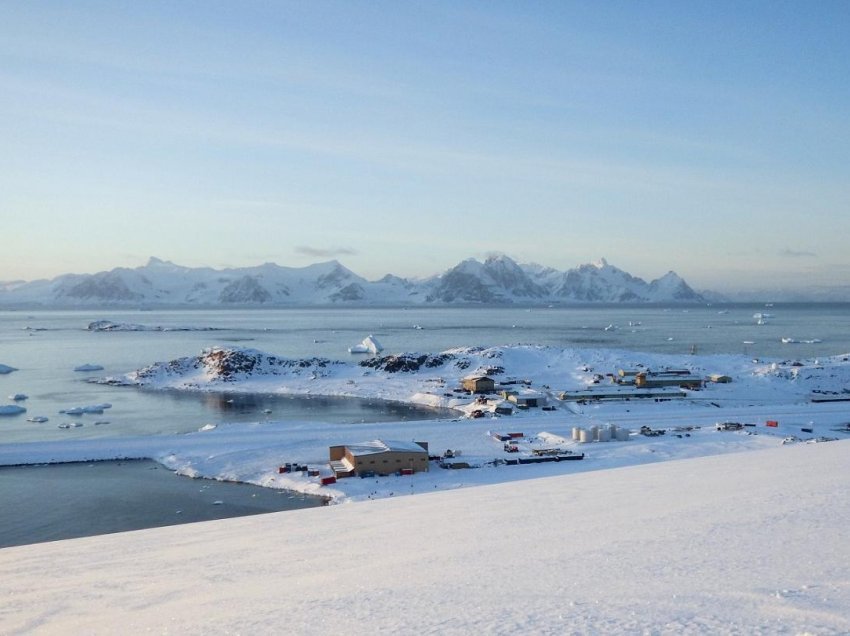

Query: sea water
[1,304,848,445]
[0,460,326,548]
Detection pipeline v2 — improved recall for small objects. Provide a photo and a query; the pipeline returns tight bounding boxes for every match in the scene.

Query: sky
[1,1,849,292]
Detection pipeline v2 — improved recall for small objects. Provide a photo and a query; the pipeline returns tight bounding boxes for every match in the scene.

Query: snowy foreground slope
[1,441,848,635]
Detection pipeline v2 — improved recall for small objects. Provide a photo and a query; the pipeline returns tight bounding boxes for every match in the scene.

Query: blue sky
[1,1,848,291]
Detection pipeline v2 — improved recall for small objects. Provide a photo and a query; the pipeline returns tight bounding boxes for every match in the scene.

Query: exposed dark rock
[132,348,337,383]
[218,276,272,303]
[360,353,456,373]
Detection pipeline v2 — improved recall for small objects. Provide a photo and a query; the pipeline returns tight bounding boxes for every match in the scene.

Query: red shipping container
[766,420,779,427]
[400,468,414,475]
[320,476,336,486]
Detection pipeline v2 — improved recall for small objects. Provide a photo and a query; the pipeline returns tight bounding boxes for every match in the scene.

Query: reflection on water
[153,389,455,427]
[0,460,326,549]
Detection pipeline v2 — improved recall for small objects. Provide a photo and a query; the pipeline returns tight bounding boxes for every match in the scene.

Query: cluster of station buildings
[458,367,731,406]
[316,367,734,482]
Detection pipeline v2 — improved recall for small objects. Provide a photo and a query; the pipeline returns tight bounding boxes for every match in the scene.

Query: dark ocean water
[0,460,325,549]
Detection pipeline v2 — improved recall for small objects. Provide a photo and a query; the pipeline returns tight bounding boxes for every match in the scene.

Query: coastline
[4,342,849,505]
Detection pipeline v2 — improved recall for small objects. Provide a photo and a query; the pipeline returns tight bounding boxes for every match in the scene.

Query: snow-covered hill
[0,255,705,306]
[1,441,847,634]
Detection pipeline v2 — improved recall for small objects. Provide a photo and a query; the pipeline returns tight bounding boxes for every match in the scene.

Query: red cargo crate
[766,420,779,427]
[320,476,336,486]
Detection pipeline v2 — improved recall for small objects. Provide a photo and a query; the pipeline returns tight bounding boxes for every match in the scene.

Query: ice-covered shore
[95,344,850,409]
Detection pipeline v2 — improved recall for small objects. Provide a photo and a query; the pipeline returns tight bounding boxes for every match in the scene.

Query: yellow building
[462,375,495,393]
[329,440,429,478]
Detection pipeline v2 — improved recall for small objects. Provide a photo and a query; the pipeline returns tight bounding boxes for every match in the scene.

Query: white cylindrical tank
[590,425,599,441]
[616,428,630,441]
[572,426,582,441]
[598,427,611,442]
[579,428,593,443]
[608,424,618,437]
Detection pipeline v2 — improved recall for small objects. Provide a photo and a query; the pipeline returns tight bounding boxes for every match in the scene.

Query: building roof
[345,440,427,457]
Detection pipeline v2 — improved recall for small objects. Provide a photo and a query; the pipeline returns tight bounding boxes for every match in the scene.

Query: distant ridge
[0,255,707,306]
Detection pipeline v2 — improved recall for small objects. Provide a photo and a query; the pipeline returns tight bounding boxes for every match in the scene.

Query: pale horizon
[2,2,848,293]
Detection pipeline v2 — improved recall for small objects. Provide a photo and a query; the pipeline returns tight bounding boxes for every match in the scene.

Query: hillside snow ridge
[1,441,847,634]
[0,255,706,306]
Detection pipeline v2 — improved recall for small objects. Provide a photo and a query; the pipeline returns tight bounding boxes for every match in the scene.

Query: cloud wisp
[779,248,818,258]
[295,246,358,259]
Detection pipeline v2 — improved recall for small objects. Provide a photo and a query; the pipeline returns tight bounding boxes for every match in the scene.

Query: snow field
[0,440,847,634]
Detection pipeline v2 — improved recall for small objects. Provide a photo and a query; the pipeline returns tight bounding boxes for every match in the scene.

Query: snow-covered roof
[345,440,427,456]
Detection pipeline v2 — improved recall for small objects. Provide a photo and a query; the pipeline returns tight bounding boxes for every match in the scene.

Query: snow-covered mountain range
[0,255,706,306]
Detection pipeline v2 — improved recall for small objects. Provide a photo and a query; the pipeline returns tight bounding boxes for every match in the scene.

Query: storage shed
[504,389,547,408]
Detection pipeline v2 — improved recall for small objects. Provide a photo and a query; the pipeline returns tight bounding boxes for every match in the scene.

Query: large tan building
[329,440,430,478]
[462,375,495,393]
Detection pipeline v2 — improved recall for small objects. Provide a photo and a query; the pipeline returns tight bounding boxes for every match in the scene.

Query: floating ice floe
[348,335,383,354]
[0,364,18,375]
[74,363,105,372]
[9,393,28,401]
[781,338,823,345]
[0,404,26,415]
[26,416,49,423]
[60,403,112,415]
[198,423,217,432]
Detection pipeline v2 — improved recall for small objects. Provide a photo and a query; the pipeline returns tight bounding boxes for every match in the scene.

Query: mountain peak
[0,256,709,306]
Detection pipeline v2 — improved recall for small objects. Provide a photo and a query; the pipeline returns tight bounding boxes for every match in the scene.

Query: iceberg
[0,364,17,375]
[348,335,383,355]
[0,404,26,415]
